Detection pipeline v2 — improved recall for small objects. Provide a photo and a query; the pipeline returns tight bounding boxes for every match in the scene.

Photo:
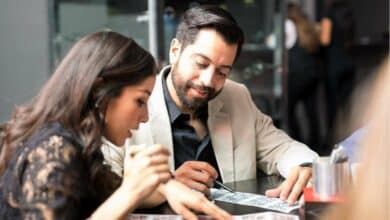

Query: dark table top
[216,176,330,220]
[137,175,330,220]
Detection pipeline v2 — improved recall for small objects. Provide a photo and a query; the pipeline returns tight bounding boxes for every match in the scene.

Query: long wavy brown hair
[287,3,320,54]
[0,31,156,193]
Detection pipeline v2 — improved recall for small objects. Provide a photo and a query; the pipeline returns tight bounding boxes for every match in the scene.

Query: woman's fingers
[198,199,232,220]
[147,172,171,185]
[171,202,198,220]
[127,144,147,157]
[124,144,171,184]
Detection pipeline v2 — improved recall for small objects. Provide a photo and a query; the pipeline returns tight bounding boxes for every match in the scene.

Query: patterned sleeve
[18,135,87,220]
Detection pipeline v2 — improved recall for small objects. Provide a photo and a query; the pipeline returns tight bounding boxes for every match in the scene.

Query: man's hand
[174,161,218,195]
[265,166,312,205]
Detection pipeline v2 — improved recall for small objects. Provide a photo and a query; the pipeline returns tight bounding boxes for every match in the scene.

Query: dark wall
[352,0,388,41]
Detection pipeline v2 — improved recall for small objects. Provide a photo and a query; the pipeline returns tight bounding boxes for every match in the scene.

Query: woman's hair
[175,5,244,62]
[321,57,390,220]
[0,31,157,189]
[287,3,320,54]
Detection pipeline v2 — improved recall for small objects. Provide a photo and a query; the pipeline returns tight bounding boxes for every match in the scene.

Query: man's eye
[217,71,228,78]
[196,62,208,68]
[136,99,146,106]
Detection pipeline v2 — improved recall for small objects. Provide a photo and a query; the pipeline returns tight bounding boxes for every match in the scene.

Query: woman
[287,3,322,151]
[0,31,230,220]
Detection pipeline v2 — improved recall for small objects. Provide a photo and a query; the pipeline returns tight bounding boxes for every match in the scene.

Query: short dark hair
[175,5,244,62]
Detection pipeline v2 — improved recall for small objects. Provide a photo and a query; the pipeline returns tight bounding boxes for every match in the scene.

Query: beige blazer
[104,66,318,183]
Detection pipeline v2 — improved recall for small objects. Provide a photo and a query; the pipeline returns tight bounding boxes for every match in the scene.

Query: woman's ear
[169,38,181,65]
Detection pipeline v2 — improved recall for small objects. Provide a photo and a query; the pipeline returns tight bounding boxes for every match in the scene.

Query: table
[136,175,331,220]
[217,176,330,220]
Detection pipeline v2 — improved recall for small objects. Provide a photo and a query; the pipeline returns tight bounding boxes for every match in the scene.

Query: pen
[170,171,234,193]
[214,180,234,193]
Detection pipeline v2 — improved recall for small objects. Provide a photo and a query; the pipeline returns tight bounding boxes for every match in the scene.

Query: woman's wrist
[158,179,174,196]
[118,182,144,206]
[89,182,143,220]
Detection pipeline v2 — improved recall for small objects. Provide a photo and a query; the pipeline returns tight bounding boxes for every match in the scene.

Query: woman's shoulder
[24,122,84,153]
[7,123,86,176]
[0,123,92,219]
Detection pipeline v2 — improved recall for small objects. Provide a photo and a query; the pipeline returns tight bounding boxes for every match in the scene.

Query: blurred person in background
[0,31,230,220]
[321,57,389,220]
[320,0,356,146]
[286,2,322,153]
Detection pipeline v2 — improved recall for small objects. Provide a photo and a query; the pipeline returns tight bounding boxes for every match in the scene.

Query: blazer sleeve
[240,85,319,178]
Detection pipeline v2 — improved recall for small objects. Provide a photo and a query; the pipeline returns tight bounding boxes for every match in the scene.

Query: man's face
[169,29,238,111]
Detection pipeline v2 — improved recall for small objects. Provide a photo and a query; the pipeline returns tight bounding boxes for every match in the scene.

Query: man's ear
[169,38,181,65]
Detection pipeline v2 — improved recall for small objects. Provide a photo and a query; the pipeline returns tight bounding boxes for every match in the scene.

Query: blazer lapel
[208,99,235,183]
[149,67,175,170]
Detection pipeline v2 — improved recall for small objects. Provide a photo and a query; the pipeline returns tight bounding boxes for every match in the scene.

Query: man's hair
[175,5,244,62]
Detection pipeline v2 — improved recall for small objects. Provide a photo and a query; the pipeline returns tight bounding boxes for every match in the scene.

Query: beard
[171,66,222,111]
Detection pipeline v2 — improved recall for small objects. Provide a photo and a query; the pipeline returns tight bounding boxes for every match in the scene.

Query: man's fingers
[265,186,282,198]
[175,162,216,189]
[306,178,313,188]
[185,161,218,179]
[287,168,311,204]
[177,168,214,187]
[280,168,300,200]
[192,170,214,187]
[180,178,210,195]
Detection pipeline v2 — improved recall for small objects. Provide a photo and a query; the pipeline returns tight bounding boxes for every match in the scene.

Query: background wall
[352,0,388,42]
[0,0,50,122]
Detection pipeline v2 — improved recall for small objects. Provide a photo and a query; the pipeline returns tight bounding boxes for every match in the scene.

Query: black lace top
[0,123,117,219]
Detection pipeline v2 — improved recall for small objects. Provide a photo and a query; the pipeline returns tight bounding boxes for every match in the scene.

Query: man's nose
[198,67,215,87]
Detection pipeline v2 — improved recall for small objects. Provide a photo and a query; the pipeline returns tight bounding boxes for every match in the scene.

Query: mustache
[187,81,215,94]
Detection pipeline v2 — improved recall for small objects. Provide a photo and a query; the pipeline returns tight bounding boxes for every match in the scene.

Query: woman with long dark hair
[0,31,230,220]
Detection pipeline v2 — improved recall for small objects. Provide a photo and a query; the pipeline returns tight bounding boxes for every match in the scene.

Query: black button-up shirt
[162,72,221,181]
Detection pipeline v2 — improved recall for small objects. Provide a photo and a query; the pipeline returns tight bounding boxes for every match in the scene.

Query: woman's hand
[161,180,232,220]
[122,144,171,200]
[90,145,171,219]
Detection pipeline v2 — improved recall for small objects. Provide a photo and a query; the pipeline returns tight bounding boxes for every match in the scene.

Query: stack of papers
[128,212,299,220]
[210,188,301,213]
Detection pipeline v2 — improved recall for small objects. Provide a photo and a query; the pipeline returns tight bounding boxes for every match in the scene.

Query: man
[103,5,318,205]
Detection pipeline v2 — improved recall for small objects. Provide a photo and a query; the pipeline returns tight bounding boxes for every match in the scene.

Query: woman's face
[104,76,156,146]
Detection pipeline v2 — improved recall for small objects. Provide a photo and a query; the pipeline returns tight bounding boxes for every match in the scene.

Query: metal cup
[313,157,351,199]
